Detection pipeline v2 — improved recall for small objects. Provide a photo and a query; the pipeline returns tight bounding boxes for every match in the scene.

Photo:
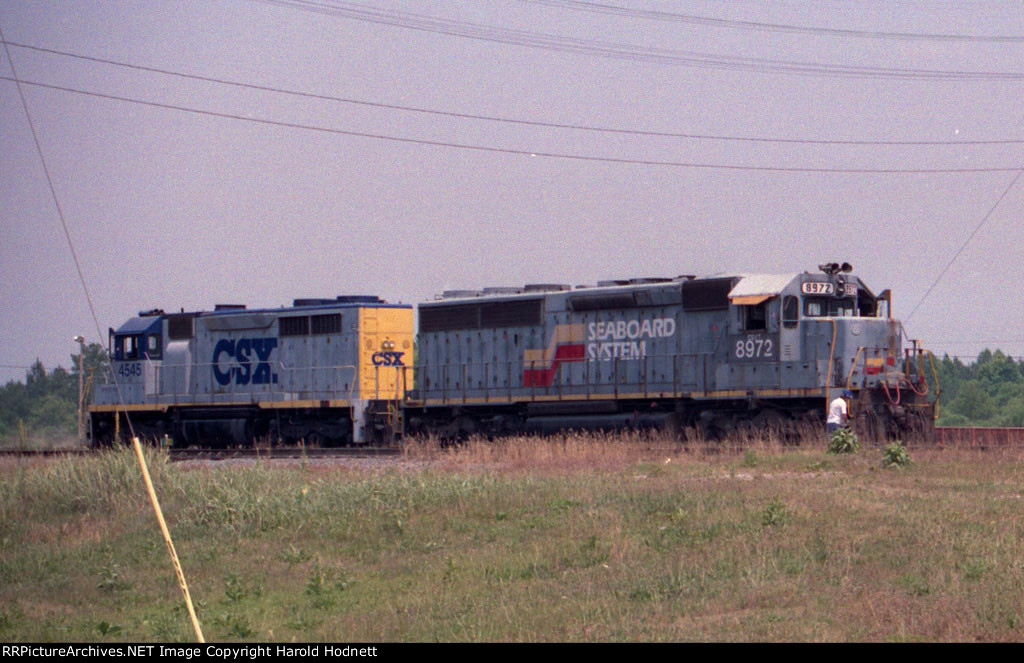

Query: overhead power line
[523,0,1024,43]
[248,0,1024,81]
[3,74,1023,174]
[905,167,1024,322]
[0,31,108,382]
[928,339,1024,344]
[6,40,1022,147]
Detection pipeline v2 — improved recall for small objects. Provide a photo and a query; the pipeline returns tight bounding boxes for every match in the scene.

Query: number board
[801,281,834,295]
[115,361,143,381]
[728,333,779,363]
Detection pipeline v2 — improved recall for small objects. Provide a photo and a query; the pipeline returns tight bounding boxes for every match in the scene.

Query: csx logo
[371,351,405,367]
[213,338,278,386]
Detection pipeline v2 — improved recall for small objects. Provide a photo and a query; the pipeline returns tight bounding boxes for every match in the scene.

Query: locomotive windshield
[114,334,140,360]
[803,297,855,317]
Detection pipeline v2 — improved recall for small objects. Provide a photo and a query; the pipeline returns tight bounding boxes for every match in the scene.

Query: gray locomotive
[90,263,935,446]
[89,297,413,446]
[404,263,935,443]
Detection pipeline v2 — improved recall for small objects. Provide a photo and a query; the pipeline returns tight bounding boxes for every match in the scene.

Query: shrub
[827,428,859,454]
[882,441,911,468]
[762,500,788,528]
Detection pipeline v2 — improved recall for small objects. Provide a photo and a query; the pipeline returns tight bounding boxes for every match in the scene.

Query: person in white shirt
[826,389,853,434]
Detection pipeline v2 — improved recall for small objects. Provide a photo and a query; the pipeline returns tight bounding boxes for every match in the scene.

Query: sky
[1,0,1023,383]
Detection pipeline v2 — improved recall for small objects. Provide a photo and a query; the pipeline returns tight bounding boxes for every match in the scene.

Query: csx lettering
[213,338,278,386]
[371,351,405,367]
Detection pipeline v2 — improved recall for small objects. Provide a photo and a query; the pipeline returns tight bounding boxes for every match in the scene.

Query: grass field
[1,433,1022,642]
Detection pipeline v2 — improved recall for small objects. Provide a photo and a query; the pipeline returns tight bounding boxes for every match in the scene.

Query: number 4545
[117,362,142,378]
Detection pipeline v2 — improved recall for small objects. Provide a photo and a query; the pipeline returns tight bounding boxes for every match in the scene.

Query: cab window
[146,334,162,359]
[782,296,799,328]
[804,298,855,317]
[742,302,768,331]
[831,301,855,317]
[118,335,139,360]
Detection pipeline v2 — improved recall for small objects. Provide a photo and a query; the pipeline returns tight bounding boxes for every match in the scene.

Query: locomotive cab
[725,263,933,442]
[100,310,165,406]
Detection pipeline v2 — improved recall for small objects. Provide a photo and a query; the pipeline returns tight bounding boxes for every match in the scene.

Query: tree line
[0,343,108,442]
[932,349,1024,427]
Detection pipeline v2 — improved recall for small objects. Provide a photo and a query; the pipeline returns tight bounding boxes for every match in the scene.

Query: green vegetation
[0,343,107,446]
[882,442,911,468]
[933,350,1024,427]
[827,428,859,454]
[2,436,1024,642]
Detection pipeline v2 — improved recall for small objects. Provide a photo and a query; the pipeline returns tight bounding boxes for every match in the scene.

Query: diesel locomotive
[89,263,936,446]
[89,296,413,446]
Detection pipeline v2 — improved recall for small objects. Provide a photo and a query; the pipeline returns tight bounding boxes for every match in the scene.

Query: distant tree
[0,359,80,441]
[29,393,75,430]
[999,398,1024,427]
[938,411,969,426]
[993,382,1024,409]
[948,380,995,423]
[24,360,49,400]
[70,342,110,398]
[0,380,29,436]
[934,354,968,404]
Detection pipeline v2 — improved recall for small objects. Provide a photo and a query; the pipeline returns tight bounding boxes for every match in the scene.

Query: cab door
[725,298,780,388]
[779,295,801,362]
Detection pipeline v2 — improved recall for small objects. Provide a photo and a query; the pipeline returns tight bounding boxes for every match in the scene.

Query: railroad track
[0,446,402,461]
[3,427,1024,458]
[167,447,402,461]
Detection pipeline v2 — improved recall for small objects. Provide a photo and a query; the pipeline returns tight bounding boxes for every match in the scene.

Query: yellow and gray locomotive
[89,296,412,446]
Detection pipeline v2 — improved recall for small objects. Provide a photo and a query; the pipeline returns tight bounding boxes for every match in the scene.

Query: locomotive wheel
[750,410,786,443]
[697,417,732,443]
[865,411,886,445]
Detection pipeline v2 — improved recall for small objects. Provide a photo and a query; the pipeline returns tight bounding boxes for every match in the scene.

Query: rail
[6,427,1024,457]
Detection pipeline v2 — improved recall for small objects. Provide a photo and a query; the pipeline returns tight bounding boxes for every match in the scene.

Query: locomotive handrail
[845,346,865,390]
[276,362,358,403]
[102,361,360,406]
[406,351,714,405]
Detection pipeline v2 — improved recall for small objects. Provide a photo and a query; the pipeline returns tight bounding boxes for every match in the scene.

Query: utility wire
[249,0,1024,81]
[3,75,1022,174]
[2,26,205,644]
[523,0,1024,43]
[905,167,1024,322]
[0,29,120,417]
[5,39,1023,147]
[928,340,1024,345]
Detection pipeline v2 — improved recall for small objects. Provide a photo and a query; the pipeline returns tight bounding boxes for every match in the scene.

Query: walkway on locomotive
[91,298,414,413]
[410,270,903,406]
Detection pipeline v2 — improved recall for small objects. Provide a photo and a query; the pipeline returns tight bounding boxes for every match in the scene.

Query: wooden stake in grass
[131,437,205,642]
